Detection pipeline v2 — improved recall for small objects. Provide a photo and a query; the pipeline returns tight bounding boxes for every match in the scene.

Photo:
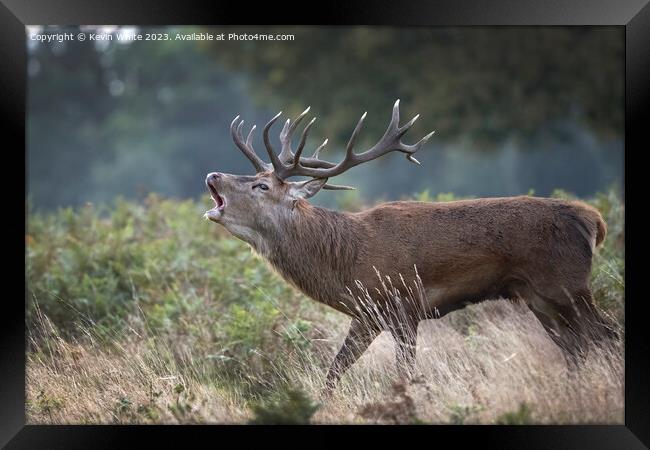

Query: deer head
[204,100,435,245]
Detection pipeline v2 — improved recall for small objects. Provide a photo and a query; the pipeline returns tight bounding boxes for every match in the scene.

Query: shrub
[496,402,534,425]
[448,404,483,425]
[249,388,320,424]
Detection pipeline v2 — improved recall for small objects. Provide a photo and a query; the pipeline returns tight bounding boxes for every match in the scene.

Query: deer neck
[255,200,361,305]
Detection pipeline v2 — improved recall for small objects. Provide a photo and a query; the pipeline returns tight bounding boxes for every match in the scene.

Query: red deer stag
[204,100,614,395]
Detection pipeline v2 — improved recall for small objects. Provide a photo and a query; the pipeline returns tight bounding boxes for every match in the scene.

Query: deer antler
[229,116,271,173]
[263,110,340,170]
[260,112,353,190]
[231,100,435,190]
[265,100,434,180]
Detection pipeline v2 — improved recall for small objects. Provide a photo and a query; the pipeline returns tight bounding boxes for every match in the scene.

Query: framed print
[2,0,649,447]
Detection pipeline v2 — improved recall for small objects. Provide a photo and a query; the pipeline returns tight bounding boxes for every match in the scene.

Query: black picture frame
[2,0,648,448]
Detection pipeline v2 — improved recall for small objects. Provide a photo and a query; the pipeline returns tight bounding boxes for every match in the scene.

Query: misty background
[26,26,623,210]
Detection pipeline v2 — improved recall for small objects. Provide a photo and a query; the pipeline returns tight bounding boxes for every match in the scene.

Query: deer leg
[527,294,585,369]
[322,319,379,398]
[390,323,418,379]
[570,287,619,343]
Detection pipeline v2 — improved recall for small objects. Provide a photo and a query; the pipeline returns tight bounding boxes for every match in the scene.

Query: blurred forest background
[27,26,623,210]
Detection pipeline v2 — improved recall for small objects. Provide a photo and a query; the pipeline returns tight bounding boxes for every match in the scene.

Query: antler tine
[229,115,268,173]
[246,124,257,146]
[403,130,435,165]
[322,183,356,190]
[312,138,328,159]
[278,119,292,163]
[399,114,420,137]
[389,98,401,130]
[229,115,242,141]
[290,107,311,135]
[262,111,285,173]
[293,117,317,165]
[278,107,311,164]
[345,112,368,160]
[236,119,246,138]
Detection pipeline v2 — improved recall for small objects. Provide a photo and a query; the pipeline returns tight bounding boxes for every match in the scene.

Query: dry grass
[27,288,623,425]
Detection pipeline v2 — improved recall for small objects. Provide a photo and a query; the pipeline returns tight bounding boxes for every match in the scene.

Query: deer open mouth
[205,180,226,221]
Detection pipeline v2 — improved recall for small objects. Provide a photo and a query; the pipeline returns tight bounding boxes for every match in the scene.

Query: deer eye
[253,183,269,191]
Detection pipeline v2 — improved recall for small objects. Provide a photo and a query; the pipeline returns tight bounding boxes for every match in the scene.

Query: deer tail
[568,202,607,254]
[578,203,607,252]
[595,214,607,248]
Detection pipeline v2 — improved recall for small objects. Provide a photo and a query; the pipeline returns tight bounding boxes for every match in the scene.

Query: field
[25,189,625,424]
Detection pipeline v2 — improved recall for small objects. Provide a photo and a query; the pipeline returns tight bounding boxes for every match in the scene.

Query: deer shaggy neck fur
[257,199,363,310]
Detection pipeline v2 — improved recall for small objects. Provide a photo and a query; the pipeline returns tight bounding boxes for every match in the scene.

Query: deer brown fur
[204,101,614,395]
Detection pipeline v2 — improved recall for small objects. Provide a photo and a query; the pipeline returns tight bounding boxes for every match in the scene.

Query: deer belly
[420,267,512,316]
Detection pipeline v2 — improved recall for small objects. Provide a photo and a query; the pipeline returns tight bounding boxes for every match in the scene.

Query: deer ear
[289,178,328,199]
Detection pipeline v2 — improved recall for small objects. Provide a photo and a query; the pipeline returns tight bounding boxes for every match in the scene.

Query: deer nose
[206,172,222,183]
